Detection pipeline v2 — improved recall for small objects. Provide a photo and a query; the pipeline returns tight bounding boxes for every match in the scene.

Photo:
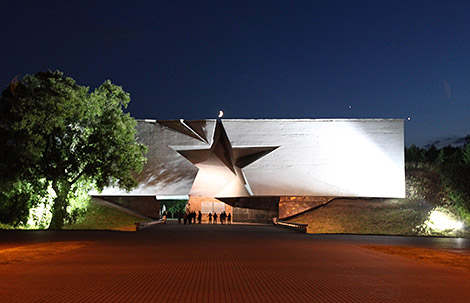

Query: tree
[434,149,446,165]
[0,71,147,229]
[165,200,188,215]
[405,144,421,168]
[442,145,461,164]
[425,145,439,164]
[462,144,470,165]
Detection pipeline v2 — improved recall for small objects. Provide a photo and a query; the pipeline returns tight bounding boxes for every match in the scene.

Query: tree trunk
[49,180,71,230]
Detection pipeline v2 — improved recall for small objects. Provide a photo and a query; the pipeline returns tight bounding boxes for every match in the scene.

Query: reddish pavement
[1,222,469,303]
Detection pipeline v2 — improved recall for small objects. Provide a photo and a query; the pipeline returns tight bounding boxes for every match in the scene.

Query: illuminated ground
[0,223,469,302]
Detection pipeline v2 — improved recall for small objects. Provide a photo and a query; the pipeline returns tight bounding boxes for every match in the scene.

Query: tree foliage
[462,144,470,165]
[0,71,147,229]
[165,200,188,215]
[405,144,420,168]
[405,141,470,167]
[0,180,45,226]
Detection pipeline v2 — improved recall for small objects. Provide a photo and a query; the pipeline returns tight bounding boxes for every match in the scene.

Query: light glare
[419,208,465,236]
[428,210,463,230]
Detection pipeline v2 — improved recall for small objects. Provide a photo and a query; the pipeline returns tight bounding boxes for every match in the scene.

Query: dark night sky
[2,1,470,146]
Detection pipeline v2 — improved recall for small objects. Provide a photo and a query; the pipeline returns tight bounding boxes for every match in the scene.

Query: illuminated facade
[95,119,405,221]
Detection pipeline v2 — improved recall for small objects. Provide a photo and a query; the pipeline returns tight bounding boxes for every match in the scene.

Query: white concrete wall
[96,119,405,198]
[223,119,405,198]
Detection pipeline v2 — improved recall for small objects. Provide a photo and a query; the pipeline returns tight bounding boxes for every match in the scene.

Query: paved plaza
[1,222,469,302]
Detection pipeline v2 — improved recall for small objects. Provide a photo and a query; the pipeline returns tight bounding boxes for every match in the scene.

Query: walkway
[0,223,469,302]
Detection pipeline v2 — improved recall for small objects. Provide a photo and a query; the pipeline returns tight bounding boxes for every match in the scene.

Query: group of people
[175,211,202,224]
[208,211,231,225]
[173,210,232,225]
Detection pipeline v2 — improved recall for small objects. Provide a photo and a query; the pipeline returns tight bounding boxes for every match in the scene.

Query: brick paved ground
[1,222,469,302]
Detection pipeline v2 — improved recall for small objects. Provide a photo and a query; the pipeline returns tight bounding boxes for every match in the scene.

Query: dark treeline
[405,136,470,167]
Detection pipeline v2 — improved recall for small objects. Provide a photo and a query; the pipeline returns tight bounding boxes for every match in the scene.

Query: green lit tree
[165,200,188,215]
[0,180,45,226]
[462,144,470,165]
[434,149,446,165]
[0,71,147,229]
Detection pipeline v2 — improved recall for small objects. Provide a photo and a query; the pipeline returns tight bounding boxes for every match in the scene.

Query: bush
[439,164,470,225]
[405,168,444,204]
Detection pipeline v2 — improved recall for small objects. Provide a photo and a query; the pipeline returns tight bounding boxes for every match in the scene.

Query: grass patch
[290,198,433,235]
[64,202,143,231]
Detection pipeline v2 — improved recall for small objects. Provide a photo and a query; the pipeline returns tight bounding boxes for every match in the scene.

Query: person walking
[162,211,167,223]
[227,213,231,224]
[208,213,212,224]
[197,211,202,224]
[213,213,218,225]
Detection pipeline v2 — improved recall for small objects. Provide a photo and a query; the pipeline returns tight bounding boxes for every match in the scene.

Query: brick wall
[187,196,233,223]
[220,197,279,223]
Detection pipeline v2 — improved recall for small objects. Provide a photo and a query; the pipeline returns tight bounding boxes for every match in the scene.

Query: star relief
[172,121,278,197]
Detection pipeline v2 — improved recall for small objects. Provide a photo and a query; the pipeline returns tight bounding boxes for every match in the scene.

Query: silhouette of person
[177,211,182,224]
[220,212,224,225]
[183,212,188,224]
[208,213,212,224]
[227,213,231,224]
[197,211,202,224]
[213,213,218,224]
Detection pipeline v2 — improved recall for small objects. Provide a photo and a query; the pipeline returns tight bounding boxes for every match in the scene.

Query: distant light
[348,105,352,109]
[428,209,463,230]
[419,208,465,236]
[407,117,411,121]
[218,110,224,118]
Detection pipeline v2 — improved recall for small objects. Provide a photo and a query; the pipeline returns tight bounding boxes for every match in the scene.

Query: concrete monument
[94,119,405,222]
